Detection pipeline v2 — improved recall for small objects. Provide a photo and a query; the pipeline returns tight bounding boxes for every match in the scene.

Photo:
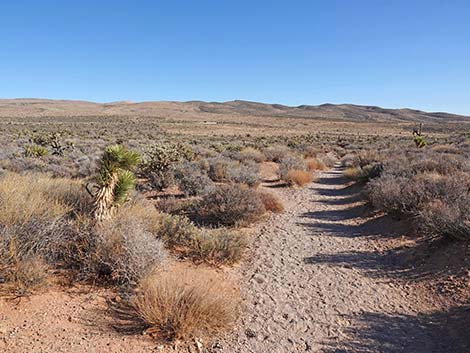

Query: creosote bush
[131,267,239,342]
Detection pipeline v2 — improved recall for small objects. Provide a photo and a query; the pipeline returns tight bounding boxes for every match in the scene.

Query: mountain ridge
[0,98,468,123]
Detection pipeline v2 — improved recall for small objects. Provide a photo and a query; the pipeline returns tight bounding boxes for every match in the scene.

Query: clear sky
[1,0,469,114]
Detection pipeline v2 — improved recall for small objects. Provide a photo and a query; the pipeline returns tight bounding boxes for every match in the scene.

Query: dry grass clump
[196,184,266,227]
[131,267,239,342]
[0,254,49,296]
[0,173,91,226]
[306,158,326,171]
[258,191,284,213]
[155,214,247,265]
[283,170,313,187]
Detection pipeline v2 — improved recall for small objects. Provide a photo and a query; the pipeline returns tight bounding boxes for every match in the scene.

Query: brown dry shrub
[306,158,326,171]
[0,255,49,296]
[131,267,239,342]
[258,191,284,213]
[196,184,266,227]
[283,169,313,187]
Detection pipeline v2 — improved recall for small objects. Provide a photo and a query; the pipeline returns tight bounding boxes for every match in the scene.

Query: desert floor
[1,166,468,353]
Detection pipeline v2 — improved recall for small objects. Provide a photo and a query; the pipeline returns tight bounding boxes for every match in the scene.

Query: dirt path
[217,167,466,353]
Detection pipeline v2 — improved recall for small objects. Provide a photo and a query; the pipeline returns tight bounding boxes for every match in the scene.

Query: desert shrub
[283,170,313,187]
[302,145,322,159]
[237,147,266,163]
[130,267,239,342]
[154,214,198,248]
[263,145,291,162]
[227,162,260,187]
[306,158,326,171]
[141,143,193,190]
[188,229,247,265]
[207,156,234,182]
[318,152,337,167]
[23,145,49,158]
[367,174,422,218]
[93,211,167,285]
[258,191,284,213]
[174,161,215,196]
[154,214,246,264]
[156,197,197,215]
[278,155,305,179]
[0,254,49,296]
[196,184,265,227]
[344,163,383,182]
[419,198,470,240]
[0,217,51,296]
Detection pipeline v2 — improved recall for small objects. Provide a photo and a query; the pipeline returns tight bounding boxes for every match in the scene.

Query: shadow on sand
[322,307,470,353]
[304,169,470,353]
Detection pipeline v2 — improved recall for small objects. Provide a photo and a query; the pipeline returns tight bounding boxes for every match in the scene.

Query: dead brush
[305,158,326,171]
[283,169,313,187]
[0,231,49,296]
[128,266,239,343]
[258,191,284,213]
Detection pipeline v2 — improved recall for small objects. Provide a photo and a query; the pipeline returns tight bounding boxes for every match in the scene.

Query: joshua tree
[87,145,140,221]
[413,123,427,148]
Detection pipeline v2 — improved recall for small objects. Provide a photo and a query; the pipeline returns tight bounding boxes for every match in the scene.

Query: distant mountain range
[0,98,468,123]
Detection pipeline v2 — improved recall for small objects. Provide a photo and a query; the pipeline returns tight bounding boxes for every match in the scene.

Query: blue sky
[1,0,469,114]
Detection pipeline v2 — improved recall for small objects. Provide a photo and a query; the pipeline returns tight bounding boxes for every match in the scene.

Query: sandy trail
[217,167,464,353]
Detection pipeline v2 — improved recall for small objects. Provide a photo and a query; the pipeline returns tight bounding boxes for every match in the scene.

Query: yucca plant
[23,145,49,158]
[87,145,140,221]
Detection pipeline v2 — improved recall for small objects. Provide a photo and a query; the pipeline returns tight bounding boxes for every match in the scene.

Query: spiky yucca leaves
[91,145,140,221]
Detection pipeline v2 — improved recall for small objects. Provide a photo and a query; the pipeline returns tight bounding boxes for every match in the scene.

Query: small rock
[245,328,257,338]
